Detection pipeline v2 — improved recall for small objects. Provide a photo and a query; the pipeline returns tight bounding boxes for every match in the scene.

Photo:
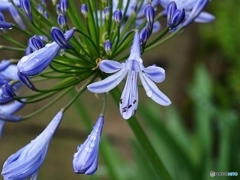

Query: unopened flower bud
[145,5,155,27]
[60,0,68,14]
[103,6,110,20]
[80,4,88,18]
[104,40,112,55]
[20,0,32,21]
[114,9,122,25]
[168,9,185,29]
[57,14,67,29]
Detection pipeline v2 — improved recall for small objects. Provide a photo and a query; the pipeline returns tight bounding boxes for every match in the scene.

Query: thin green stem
[110,87,172,180]
[0,45,25,51]
[62,75,97,112]
[0,34,26,48]
[100,93,107,116]
[145,28,182,51]
[21,87,72,120]
[12,24,32,37]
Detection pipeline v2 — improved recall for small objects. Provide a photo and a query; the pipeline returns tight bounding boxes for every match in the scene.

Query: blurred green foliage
[200,0,240,108]
[137,63,240,180]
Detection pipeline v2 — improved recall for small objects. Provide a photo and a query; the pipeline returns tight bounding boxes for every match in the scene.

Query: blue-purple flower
[167,1,185,30]
[73,116,104,175]
[87,32,171,119]
[1,110,64,179]
[159,0,215,25]
[20,0,32,21]
[17,28,74,76]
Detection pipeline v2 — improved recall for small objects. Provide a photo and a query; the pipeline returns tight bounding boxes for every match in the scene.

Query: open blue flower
[1,111,63,179]
[73,116,104,175]
[87,32,171,119]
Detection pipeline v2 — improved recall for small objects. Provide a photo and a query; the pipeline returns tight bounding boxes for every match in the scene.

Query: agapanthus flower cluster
[0,0,214,178]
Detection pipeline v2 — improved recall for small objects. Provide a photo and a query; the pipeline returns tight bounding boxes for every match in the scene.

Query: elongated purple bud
[20,0,32,21]
[56,4,61,14]
[182,0,209,27]
[114,9,122,25]
[80,4,88,18]
[9,6,26,29]
[168,9,185,29]
[37,4,44,14]
[30,35,45,50]
[57,14,67,29]
[0,21,12,29]
[0,60,11,71]
[145,5,155,28]
[0,113,21,122]
[73,116,104,175]
[17,72,36,91]
[140,27,150,45]
[51,27,72,49]
[1,84,15,97]
[103,6,110,20]
[104,40,112,55]
[60,0,68,14]
[43,11,49,19]
[167,1,177,21]
[131,4,138,14]
[0,96,13,105]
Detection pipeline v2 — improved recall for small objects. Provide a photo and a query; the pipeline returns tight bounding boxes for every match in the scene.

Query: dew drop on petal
[90,143,95,148]
[146,90,152,98]
[90,136,96,141]
[85,147,92,153]
[21,56,29,63]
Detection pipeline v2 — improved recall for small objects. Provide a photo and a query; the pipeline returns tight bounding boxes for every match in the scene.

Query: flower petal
[144,65,166,83]
[182,0,209,27]
[30,170,39,180]
[87,68,127,93]
[1,65,19,80]
[9,5,25,29]
[152,21,161,33]
[99,60,123,73]
[1,111,63,179]
[194,12,215,23]
[120,71,138,120]
[127,32,142,63]
[139,72,171,106]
